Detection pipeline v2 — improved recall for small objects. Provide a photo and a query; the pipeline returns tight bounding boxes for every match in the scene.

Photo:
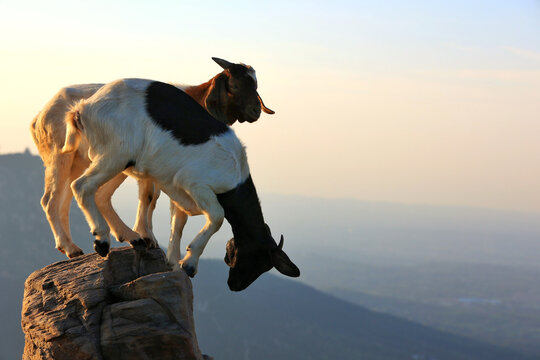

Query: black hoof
[94,240,110,257]
[181,263,196,278]
[143,238,158,249]
[129,238,148,251]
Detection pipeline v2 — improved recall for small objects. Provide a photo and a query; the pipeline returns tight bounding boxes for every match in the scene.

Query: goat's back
[31,84,103,161]
[73,79,250,193]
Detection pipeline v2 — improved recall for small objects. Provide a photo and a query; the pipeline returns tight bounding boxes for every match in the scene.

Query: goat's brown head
[224,230,300,292]
[205,57,275,125]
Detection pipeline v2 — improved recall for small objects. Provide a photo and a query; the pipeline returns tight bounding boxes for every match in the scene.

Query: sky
[1,0,539,212]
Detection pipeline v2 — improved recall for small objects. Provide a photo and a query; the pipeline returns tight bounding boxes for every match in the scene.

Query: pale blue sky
[1,1,539,211]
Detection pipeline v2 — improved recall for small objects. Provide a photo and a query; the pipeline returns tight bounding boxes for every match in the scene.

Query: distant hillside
[0,152,94,360]
[192,260,534,360]
[0,152,535,360]
[0,152,94,274]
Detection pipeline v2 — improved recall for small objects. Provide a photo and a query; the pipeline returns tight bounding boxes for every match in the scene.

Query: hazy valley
[1,152,539,359]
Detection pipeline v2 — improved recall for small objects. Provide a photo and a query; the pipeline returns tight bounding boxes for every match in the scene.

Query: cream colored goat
[30,57,274,258]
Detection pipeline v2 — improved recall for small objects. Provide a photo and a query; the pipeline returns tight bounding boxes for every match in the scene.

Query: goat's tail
[61,108,82,153]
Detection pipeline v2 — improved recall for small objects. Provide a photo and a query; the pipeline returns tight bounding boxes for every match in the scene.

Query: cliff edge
[21,247,211,360]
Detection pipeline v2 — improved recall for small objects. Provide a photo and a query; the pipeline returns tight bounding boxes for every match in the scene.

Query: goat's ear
[224,238,237,267]
[264,223,272,236]
[212,57,234,70]
[271,247,300,277]
[205,73,232,125]
[257,93,275,115]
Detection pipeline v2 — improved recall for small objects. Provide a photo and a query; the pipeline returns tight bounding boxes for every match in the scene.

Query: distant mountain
[0,152,93,360]
[0,152,536,360]
[0,152,94,274]
[191,260,535,360]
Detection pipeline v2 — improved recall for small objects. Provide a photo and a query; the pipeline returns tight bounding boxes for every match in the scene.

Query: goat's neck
[216,176,273,251]
[183,81,212,109]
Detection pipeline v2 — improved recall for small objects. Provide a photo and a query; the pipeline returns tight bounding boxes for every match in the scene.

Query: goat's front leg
[177,185,224,277]
[71,159,126,257]
[132,179,160,249]
[95,173,143,245]
[167,202,188,270]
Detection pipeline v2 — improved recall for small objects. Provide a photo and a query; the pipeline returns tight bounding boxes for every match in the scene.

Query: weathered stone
[21,247,209,360]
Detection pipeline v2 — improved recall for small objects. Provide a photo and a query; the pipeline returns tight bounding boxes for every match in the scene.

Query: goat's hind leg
[42,152,83,258]
[71,158,126,257]
[167,202,188,270]
[95,173,146,249]
[133,179,160,249]
[146,183,161,245]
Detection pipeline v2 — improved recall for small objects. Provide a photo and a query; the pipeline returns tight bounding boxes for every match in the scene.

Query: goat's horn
[212,57,234,70]
[257,93,275,115]
[278,235,284,249]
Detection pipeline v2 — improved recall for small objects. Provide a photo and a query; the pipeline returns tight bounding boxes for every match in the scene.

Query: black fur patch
[145,81,230,145]
[124,160,136,169]
[217,175,272,249]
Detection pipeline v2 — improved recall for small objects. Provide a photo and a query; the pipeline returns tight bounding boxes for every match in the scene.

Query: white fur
[66,78,250,275]
[31,59,271,261]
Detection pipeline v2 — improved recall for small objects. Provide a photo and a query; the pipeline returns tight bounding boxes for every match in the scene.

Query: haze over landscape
[1,1,539,359]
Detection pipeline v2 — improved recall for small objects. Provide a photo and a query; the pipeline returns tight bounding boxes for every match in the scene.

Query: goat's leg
[95,173,142,244]
[59,154,89,255]
[147,184,161,238]
[41,152,83,258]
[177,185,224,277]
[71,159,127,257]
[167,202,188,270]
[58,178,75,253]
[132,179,159,248]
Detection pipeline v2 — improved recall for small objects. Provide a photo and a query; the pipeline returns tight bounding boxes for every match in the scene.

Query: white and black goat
[30,58,274,260]
[62,78,299,291]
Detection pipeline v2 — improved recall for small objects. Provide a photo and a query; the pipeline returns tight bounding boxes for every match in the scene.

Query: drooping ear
[257,92,275,115]
[205,73,233,125]
[271,249,300,277]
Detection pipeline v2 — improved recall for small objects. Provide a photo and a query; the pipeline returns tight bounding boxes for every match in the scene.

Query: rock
[21,247,211,360]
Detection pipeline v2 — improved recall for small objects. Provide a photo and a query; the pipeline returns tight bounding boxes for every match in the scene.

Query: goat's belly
[160,184,202,216]
[123,167,149,179]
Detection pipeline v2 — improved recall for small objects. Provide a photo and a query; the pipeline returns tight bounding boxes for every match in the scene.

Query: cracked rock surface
[21,247,208,360]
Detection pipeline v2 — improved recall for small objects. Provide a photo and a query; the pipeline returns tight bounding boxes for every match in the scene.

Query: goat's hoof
[129,238,148,251]
[143,237,159,249]
[94,240,110,257]
[67,249,84,258]
[180,263,196,278]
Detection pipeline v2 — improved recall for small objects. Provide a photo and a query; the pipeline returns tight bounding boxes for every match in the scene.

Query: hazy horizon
[1,0,539,213]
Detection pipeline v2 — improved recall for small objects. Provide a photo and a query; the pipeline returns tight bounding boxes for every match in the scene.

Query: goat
[63,78,299,290]
[30,57,274,259]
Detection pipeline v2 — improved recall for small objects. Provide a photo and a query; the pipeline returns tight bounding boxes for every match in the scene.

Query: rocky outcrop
[21,247,211,360]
